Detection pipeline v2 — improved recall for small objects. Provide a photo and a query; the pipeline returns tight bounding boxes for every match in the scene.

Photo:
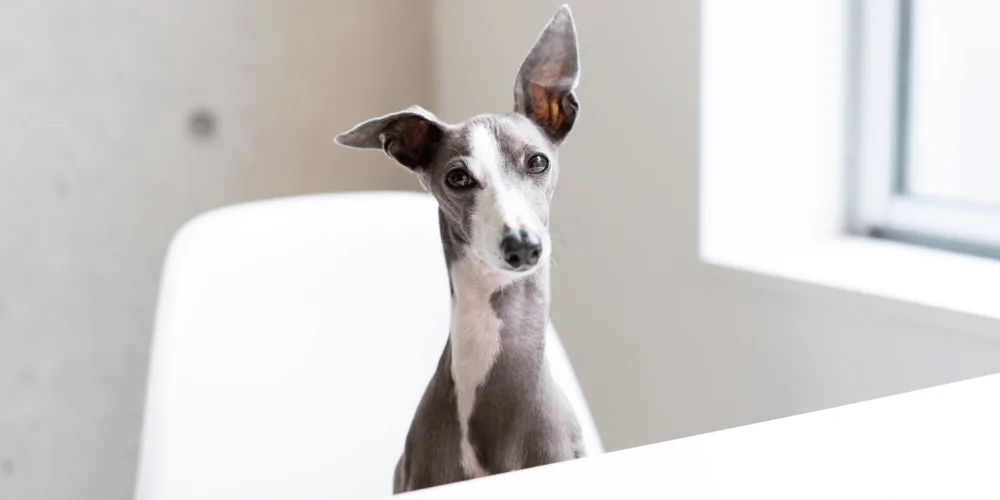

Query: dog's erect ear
[335,105,445,170]
[514,5,580,143]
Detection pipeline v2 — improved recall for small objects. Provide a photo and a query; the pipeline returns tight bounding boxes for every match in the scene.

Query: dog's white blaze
[450,124,551,477]
[449,254,507,478]
[469,124,540,268]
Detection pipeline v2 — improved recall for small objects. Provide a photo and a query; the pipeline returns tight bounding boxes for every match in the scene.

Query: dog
[335,5,584,493]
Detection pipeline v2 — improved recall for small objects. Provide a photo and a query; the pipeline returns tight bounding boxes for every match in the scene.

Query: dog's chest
[448,259,510,477]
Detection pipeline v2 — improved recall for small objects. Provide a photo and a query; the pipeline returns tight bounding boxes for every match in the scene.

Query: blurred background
[4,1,1000,499]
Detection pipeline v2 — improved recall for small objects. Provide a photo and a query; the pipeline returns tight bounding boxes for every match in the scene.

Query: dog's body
[392,258,582,491]
[336,6,585,493]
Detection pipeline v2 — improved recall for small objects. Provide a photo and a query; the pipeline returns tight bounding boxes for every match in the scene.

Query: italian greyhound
[335,5,584,493]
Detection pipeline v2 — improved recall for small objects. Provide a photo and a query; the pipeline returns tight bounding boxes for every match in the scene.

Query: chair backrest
[135,192,602,500]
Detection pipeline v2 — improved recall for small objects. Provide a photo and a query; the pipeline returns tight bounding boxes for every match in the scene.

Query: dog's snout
[501,229,542,270]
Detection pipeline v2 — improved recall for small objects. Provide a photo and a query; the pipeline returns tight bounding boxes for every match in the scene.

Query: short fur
[335,5,584,494]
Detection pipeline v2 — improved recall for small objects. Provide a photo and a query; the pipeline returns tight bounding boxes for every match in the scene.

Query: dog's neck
[438,211,551,376]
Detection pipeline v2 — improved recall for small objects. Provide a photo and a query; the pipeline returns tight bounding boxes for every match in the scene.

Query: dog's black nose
[501,230,542,270]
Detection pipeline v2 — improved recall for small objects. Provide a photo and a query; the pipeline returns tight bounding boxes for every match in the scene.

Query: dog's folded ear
[335,105,445,171]
[514,5,580,144]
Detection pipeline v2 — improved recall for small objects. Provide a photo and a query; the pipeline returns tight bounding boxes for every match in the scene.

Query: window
[852,0,1000,258]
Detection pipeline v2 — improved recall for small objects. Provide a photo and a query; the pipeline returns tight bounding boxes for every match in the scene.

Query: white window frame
[851,0,1000,258]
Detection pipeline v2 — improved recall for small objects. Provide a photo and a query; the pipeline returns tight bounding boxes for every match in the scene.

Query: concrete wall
[7,1,1000,499]
[432,0,1000,452]
[0,2,427,499]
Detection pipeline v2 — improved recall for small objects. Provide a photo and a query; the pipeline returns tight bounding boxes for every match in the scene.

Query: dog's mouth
[498,260,543,275]
[472,240,550,277]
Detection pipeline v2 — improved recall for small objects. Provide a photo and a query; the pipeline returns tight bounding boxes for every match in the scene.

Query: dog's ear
[514,5,580,144]
[335,105,445,171]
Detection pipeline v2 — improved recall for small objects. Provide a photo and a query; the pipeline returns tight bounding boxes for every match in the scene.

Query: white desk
[394,373,1000,499]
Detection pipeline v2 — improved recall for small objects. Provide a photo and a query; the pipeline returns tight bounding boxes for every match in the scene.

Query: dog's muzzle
[500,229,542,270]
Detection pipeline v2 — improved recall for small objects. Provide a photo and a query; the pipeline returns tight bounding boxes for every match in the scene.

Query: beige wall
[432,0,1000,452]
[0,2,426,499]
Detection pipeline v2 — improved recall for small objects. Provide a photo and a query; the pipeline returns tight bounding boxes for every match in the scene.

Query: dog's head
[336,6,579,277]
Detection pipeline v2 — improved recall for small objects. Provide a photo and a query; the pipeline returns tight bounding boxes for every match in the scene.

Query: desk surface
[394,373,1000,499]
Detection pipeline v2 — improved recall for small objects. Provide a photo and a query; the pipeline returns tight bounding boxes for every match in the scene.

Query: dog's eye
[527,154,550,175]
[445,168,476,190]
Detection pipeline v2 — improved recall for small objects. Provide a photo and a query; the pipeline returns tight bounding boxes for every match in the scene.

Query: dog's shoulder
[396,341,468,492]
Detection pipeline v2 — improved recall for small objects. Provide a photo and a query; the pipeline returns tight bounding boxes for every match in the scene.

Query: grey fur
[391,258,583,493]
[335,5,584,494]
[470,268,584,471]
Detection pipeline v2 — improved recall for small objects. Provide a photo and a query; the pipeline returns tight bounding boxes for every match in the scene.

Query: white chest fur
[448,256,512,477]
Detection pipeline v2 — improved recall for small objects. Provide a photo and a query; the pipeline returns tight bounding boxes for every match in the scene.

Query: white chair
[135,191,603,500]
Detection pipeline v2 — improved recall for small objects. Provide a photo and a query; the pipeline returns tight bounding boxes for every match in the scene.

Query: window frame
[850,0,1000,258]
